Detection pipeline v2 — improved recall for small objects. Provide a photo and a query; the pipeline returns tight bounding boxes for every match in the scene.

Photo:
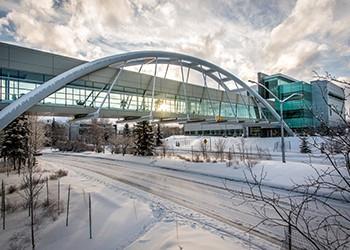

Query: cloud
[263,0,350,80]
[0,0,349,84]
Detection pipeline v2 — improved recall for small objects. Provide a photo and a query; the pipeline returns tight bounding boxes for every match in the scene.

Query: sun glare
[158,102,170,112]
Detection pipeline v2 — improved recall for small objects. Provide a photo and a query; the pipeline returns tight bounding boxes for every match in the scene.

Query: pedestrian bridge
[0,42,291,134]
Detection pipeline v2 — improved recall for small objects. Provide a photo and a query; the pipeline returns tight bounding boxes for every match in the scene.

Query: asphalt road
[40,153,348,249]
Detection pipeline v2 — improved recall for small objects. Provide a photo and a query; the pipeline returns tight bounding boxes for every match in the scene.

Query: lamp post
[248,80,303,163]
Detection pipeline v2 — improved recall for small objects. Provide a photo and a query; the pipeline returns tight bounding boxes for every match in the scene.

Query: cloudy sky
[0,0,349,83]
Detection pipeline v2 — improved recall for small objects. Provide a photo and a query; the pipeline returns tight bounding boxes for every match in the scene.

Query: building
[0,42,344,137]
[311,80,346,129]
[0,42,270,124]
[0,42,288,137]
[258,72,346,133]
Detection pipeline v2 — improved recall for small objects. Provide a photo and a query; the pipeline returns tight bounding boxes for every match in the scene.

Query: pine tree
[1,115,30,174]
[300,137,311,153]
[123,123,130,137]
[133,121,154,156]
[89,119,104,153]
[51,118,66,148]
[154,123,163,146]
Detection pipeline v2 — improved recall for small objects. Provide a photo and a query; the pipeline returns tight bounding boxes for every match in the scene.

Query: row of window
[0,76,258,119]
[185,129,244,136]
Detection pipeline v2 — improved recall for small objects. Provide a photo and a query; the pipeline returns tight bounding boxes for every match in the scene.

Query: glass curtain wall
[276,81,313,128]
[0,68,259,120]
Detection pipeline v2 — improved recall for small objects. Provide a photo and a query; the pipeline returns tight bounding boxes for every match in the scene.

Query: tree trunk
[2,180,5,230]
[30,166,35,250]
[18,160,21,176]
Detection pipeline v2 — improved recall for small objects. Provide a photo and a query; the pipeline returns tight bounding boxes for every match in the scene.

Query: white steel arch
[0,51,294,135]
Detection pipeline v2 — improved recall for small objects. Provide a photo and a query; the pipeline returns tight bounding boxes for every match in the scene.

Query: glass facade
[0,68,258,120]
[259,75,294,99]
[261,75,314,129]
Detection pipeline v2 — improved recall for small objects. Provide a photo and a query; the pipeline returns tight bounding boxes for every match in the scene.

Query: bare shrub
[256,145,272,160]
[237,138,247,161]
[56,169,68,178]
[20,177,45,190]
[226,147,233,167]
[49,169,68,180]
[193,154,203,163]
[56,140,94,152]
[42,198,59,221]
[177,155,191,162]
[214,139,226,162]
[49,174,58,180]
[7,184,18,194]
[8,232,30,250]
[6,198,21,213]
[110,135,133,155]
[160,145,167,158]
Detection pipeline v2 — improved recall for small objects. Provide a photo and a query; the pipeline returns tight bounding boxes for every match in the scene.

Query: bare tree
[120,136,132,156]
[200,140,208,160]
[237,137,248,162]
[214,138,226,162]
[18,119,44,250]
[20,157,44,250]
[110,134,132,155]
[28,116,47,155]
[88,119,105,153]
[232,73,350,249]
[110,134,122,154]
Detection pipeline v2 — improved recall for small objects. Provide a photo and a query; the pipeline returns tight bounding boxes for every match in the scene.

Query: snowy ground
[37,150,347,249]
[163,135,323,154]
[52,146,342,197]
[0,157,251,250]
[1,136,347,249]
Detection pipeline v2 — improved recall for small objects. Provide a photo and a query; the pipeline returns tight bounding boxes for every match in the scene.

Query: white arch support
[0,51,294,135]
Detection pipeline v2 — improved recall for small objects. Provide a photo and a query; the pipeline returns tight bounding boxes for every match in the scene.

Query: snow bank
[127,221,247,250]
[49,150,341,198]
[163,135,324,154]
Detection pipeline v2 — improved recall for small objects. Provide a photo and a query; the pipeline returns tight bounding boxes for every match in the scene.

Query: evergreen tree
[51,118,58,147]
[50,119,67,149]
[89,119,104,153]
[1,115,30,174]
[154,123,163,146]
[300,137,311,153]
[133,121,154,156]
[123,123,130,137]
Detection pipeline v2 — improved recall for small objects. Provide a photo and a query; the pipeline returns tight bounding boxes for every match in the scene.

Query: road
[40,153,348,249]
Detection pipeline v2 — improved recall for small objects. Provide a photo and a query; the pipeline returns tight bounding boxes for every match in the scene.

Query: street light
[248,80,303,163]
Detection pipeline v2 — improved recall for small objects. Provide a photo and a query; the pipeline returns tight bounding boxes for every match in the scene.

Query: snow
[54,147,333,193]
[163,135,323,154]
[30,150,345,249]
[0,157,251,250]
[1,135,345,249]
[37,170,157,250]
[127,221,247,250]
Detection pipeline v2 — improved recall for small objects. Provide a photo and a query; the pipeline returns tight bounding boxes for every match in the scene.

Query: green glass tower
[258,73,313,130]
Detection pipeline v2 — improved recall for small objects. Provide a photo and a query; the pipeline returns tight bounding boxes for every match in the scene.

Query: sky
[0,0,349,84]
